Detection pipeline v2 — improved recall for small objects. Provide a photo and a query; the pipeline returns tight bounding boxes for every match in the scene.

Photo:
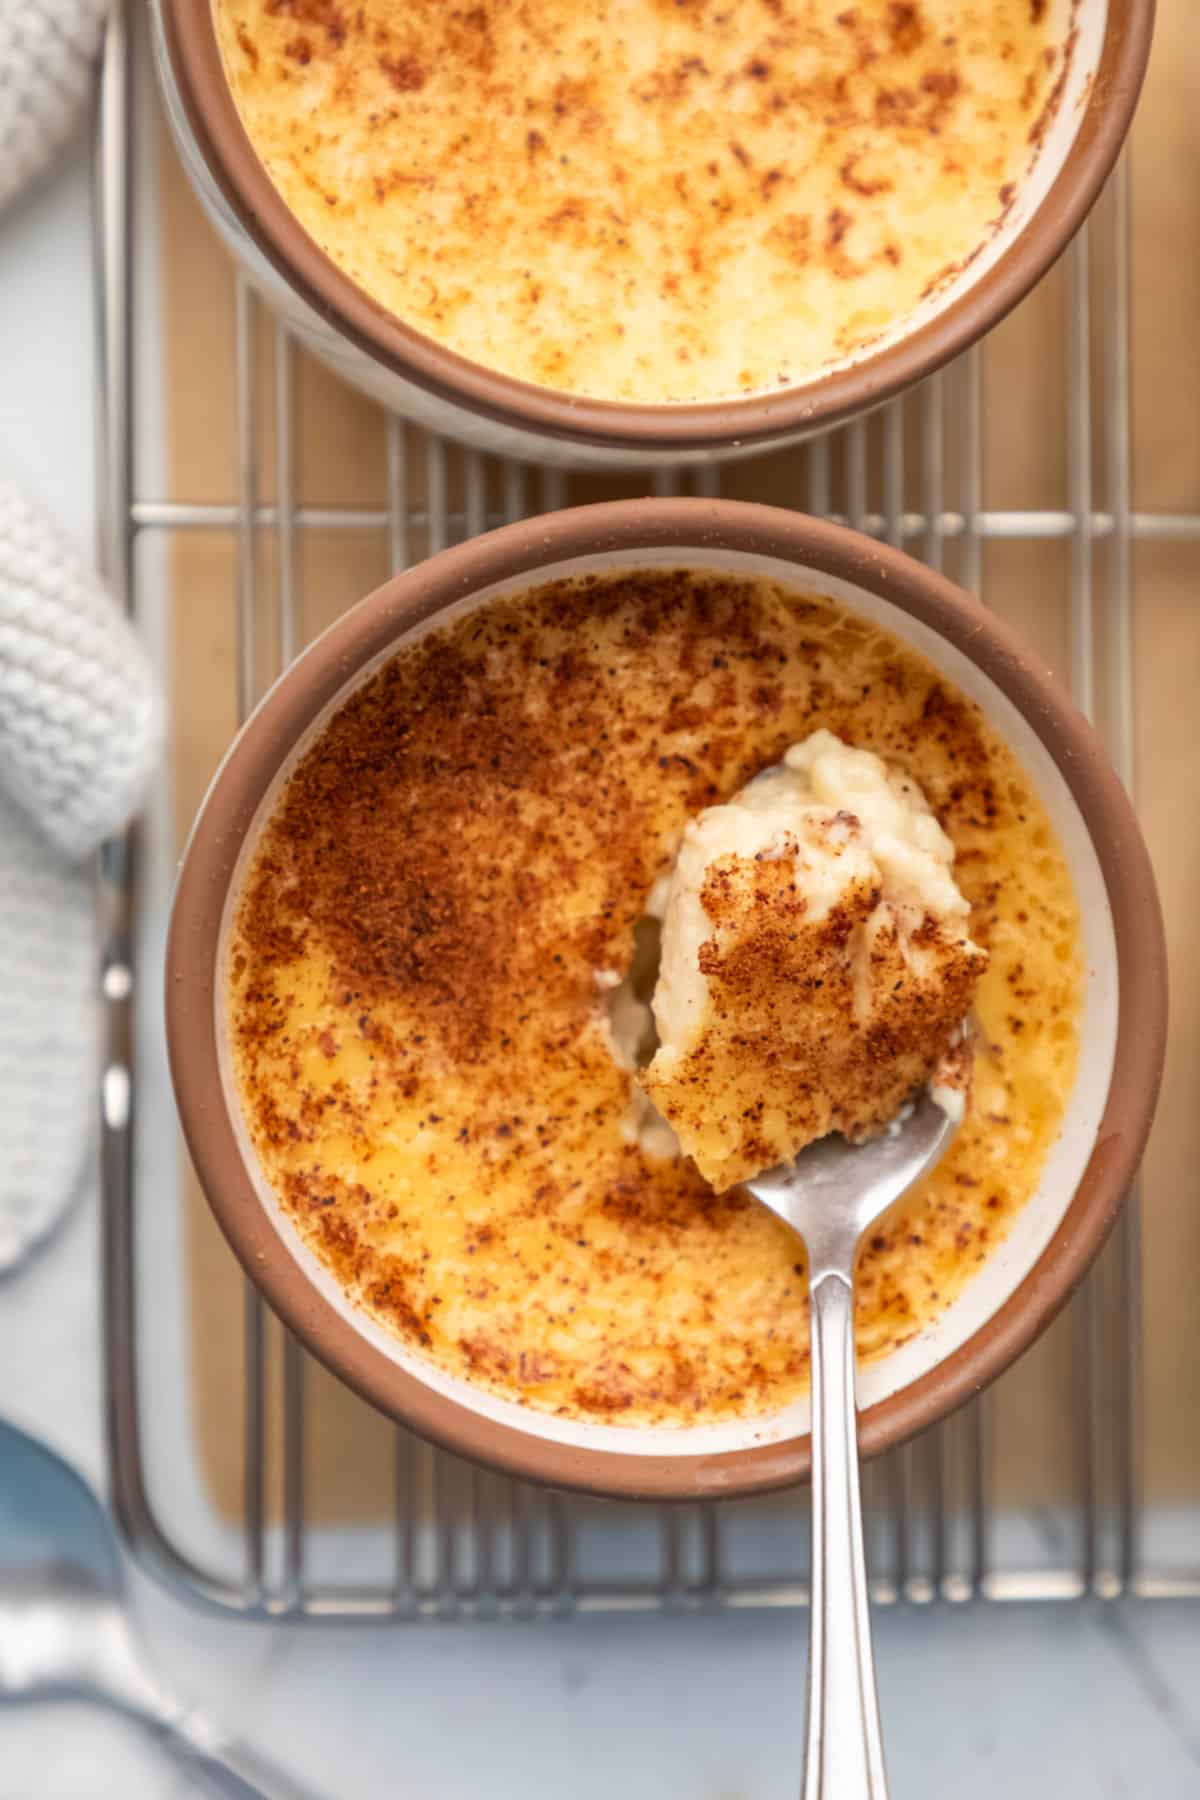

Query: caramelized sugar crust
[229,570,1081,1425]
[215,0,1058,402]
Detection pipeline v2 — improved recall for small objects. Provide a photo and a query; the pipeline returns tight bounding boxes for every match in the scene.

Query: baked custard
[227,569,1082,1426]
[214,0,1062,403]
[641,730,986,1189]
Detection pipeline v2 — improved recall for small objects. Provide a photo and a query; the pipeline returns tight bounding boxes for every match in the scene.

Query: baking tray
[97,0,1200,1617]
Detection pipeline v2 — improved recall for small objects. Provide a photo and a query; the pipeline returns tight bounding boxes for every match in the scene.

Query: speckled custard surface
[227,570,1082,1427]
[213,0,1061,403]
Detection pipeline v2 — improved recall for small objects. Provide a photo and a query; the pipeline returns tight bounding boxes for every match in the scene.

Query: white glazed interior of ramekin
[217,546,1118,1459]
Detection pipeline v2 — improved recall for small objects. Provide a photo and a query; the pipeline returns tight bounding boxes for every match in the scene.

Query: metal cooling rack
[95,0,1196,1619]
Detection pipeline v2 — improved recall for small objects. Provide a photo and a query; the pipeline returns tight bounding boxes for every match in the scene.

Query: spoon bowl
[746,1091,958,1280]
[0,1417,318,1798]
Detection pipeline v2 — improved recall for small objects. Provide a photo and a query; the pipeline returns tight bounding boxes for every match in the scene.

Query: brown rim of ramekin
[160,0,1154,456]
[167,500,1167,1500]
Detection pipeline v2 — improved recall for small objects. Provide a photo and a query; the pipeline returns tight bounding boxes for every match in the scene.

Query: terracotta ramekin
[152,0,1154,470]
[166,499,1167,1500]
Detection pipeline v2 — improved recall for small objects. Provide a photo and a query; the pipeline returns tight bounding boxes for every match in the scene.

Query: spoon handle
[150,1709,325,1800]
[803,1269,889,1800]
[91,1633,324,1800]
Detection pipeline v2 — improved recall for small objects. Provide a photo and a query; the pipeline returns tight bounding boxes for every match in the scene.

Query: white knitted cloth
[0,793,101,1269]
[0,484,161,1271]
[0,0,109,215]
[0,484,161,860]
[0,0,157,1270]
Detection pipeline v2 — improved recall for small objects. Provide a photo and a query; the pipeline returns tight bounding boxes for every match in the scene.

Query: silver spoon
[0,1416,320,1799]
[746,1091,958,1800]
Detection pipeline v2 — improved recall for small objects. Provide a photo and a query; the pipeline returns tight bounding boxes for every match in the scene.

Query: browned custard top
[228,571,1081,1426]
[214,0,1060,402]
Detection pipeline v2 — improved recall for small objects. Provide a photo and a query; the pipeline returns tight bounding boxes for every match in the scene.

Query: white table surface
[2,133,1200,1800]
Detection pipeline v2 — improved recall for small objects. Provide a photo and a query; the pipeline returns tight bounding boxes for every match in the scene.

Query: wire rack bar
[123,500,1200,540]
[1106,159,1143,1593]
